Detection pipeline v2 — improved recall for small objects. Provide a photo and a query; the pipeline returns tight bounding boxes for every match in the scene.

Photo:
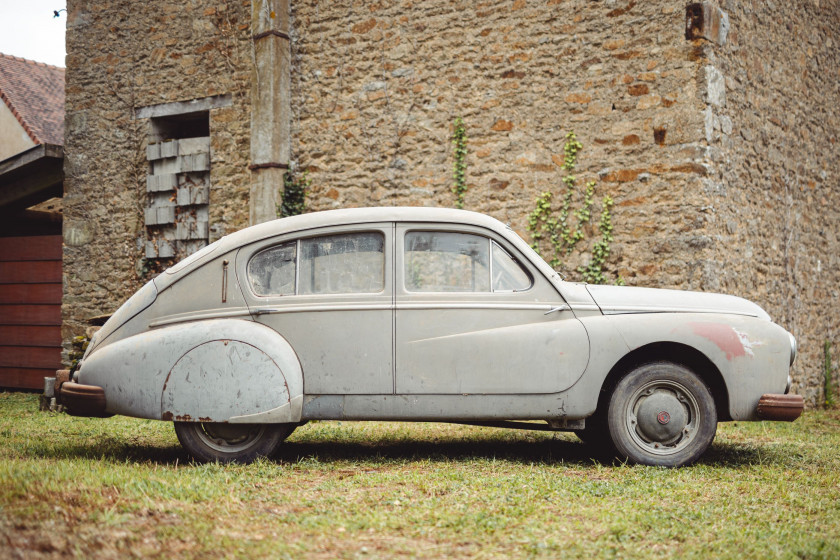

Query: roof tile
[0,53,65,146]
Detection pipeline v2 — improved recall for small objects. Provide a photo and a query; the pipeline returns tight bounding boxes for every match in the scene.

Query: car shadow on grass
[28,431,774,469]
[274,437,774,469]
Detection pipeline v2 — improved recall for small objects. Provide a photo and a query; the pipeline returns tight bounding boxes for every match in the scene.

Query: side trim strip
[598,305,760,317]
[250,302,560,315]
[149,308,252,328]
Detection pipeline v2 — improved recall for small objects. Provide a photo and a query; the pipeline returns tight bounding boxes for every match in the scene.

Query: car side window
[405,231,490,292]
[299,233,385,295]
[247,232,385,296]
[248,241,296,296]
[491,242,532,292]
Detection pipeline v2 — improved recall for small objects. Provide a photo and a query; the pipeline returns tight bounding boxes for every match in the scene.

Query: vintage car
[50,208,803,467]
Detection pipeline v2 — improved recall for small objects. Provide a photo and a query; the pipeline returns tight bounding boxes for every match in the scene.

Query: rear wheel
[607,362,717,467]
[174,422,296,464]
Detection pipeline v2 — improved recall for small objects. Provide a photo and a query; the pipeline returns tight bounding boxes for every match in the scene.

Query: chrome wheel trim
[625,379,700,457]
[193,423,266,454]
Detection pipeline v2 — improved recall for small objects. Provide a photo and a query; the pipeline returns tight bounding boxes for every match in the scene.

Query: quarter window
[248,232,385,296]
[491,242,531,292]
[248,241,296,296]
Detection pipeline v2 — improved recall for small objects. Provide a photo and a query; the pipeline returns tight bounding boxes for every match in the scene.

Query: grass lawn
[1,392,839,559]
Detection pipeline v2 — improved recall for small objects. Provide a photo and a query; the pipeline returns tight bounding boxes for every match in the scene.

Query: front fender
[77,319,303,422]
[575,313,790,421]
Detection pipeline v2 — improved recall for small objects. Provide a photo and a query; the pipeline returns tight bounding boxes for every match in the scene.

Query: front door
[395,225,589,394]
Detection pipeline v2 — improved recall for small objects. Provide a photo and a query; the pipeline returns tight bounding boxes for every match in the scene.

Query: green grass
[1,393,839,559]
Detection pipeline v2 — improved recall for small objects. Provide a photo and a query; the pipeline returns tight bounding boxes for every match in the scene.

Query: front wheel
[607,362,717,467]
[174,422,296,464]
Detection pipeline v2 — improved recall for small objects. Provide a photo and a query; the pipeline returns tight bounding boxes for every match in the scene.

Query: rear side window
[248,232,385,296]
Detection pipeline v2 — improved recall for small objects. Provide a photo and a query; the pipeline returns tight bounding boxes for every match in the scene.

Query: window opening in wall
[145,111,211,260]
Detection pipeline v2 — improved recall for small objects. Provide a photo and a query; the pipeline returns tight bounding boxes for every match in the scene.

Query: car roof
[223,207,515,247]
[158,207,552,286]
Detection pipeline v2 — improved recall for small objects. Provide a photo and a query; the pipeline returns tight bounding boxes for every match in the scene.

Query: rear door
[238,223,394,394]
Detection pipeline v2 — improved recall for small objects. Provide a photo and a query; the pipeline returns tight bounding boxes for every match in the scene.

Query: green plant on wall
[278,167,310,218]
[452,117,468,209]
[527,132,622,285]
[68,335,90,369]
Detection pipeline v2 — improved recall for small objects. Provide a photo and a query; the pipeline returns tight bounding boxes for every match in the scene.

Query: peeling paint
[688,322,760,360]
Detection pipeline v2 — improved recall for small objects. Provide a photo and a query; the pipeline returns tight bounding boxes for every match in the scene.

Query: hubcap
[626,380,699,456]
[636,391,687,445]
[194,423,265,453]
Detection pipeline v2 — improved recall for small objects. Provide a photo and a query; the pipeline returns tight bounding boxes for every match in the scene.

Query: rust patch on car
[199,417,212,422]
[688,322,746,360]
[161,411,174,421]
[175,414,193,422]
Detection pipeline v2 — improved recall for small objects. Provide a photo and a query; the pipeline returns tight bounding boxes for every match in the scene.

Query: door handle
[544,305,568,315]
[252,307,278,316]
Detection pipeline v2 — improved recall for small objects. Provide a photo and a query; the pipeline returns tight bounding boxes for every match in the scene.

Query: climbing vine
[527,132,622,284]
[451,117,468,209]
[578,194,616,285]
[278,167,310,218]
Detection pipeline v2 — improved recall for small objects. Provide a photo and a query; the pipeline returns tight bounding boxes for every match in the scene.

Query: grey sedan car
[51,208,803,466]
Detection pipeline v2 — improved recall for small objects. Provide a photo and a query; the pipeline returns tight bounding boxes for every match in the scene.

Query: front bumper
[756,393,804,422]
[51,369,112,418]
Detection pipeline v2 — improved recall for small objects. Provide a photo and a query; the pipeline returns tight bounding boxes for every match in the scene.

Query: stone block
[176,185,210,206]
[178,136,211,156]
[147,173,177,192]
[144,205,176,226]
[145,239,175,259]
[685,3,729,46]
[146,143,161,160]
[704,66,726,107]
[176,220,209,240]
[157,206,176,225]
[179,153,210,173]
[160,140,179,158]
[151,157,179,175]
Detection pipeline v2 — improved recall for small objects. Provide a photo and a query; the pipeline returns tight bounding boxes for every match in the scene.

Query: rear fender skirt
[76,319,302,422]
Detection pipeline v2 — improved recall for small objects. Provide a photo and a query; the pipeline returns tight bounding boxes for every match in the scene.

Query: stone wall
[62,0,253,340]
[701,0,840,404]
[62,0,838,404]
[290,0,717,287]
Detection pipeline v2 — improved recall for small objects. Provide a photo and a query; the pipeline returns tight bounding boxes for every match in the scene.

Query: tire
[607,362,717,467]
[174,422,296,464]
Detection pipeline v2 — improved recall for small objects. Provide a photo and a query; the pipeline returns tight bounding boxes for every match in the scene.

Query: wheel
[607,362,717,467]
[174,422,296,464]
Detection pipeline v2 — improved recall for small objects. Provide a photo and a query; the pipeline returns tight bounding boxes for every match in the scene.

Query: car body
[52,207,803,466]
